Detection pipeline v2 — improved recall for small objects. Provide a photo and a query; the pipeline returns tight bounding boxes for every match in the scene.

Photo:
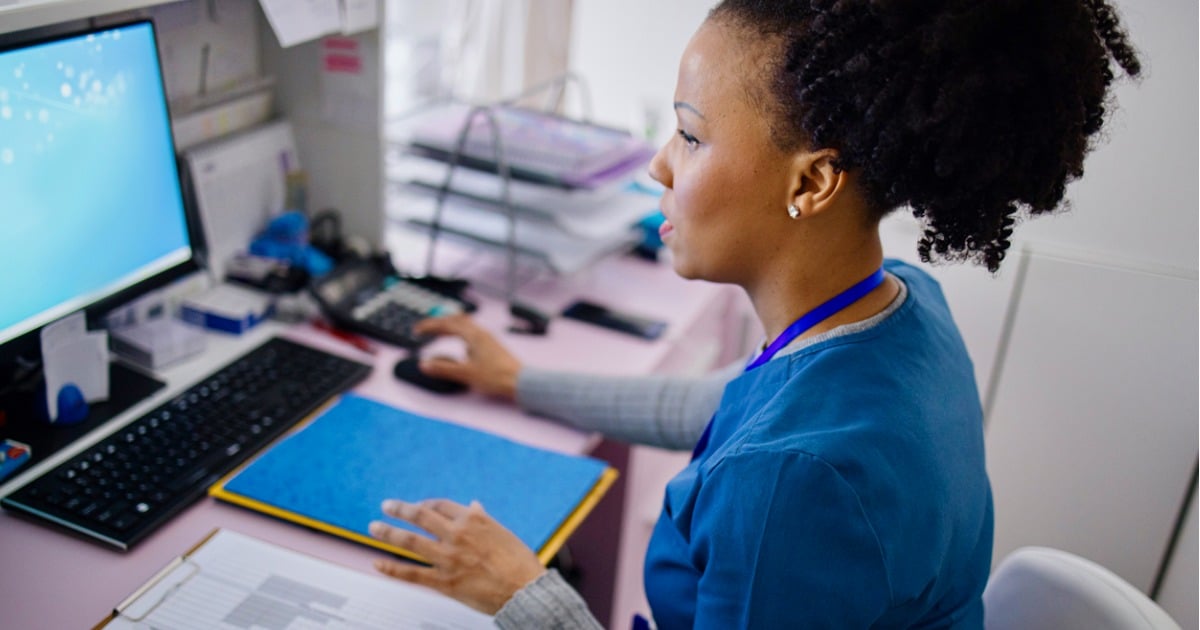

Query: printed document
[102,529,492,629]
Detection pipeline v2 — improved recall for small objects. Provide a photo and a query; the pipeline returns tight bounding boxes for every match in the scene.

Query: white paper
[104,529,493,629]
[398,102,655,187]
[391,154,658,239]
[42,331,109,420]
[185,121,299,280]
[392,193,640,275]
[341,0,379,34]
[39,311,86,350]
[258,0,341,48]
[320,36,376,133]
[41,312,108,419]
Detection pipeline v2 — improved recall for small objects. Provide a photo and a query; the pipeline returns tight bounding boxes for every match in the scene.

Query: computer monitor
[0,20,202,482]
[0,20,201,365]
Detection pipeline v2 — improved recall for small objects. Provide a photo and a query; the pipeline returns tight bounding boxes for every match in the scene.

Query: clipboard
[94,528,495,629]
[94,530,216,628]
[208,394,618,566]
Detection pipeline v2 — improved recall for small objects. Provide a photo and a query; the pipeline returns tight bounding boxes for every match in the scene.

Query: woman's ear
[788,149,846,219]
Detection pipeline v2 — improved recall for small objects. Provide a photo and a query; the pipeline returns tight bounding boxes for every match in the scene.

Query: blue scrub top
[644,260,993,629]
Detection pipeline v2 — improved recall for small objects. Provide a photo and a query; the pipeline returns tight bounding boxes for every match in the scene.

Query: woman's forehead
[676,22,758,107]
[676,21,776,122]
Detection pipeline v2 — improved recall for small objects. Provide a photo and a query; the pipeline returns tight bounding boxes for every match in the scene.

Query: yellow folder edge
[533,465,618,565]
[206,405,619,566]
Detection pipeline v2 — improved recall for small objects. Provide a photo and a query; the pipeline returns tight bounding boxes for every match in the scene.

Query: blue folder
[209,393,617,564]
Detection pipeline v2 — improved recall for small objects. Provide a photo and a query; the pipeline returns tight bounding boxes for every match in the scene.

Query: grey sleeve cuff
[514,362,740,450]
[494,569,604,630]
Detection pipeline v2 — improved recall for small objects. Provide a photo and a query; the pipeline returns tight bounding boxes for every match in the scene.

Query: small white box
[110,318,207,370]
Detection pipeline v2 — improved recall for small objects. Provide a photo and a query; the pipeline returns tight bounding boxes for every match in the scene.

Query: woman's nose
[647,142,672,189]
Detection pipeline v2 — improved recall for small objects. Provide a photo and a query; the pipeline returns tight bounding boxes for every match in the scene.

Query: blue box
[180,284,274,335]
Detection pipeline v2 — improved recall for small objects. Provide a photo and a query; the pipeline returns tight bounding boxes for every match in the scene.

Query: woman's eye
[677,129,700,148]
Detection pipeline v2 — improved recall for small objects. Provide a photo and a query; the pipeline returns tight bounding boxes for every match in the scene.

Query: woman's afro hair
[712,0,1141,272]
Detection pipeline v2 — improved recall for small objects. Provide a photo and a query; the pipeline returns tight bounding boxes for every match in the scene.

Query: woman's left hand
[369,498,546,615]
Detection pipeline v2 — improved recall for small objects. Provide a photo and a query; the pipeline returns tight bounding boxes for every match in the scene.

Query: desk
[0,247,745,629]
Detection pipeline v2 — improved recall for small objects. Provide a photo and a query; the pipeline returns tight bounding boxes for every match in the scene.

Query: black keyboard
[0,337,370,550]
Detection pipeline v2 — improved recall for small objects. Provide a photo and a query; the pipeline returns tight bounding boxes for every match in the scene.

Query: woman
[367,0,1140,627]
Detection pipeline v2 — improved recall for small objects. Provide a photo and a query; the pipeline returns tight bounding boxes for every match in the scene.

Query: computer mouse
[392,357,468,395]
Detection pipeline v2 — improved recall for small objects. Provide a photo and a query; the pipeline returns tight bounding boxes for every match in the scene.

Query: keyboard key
[112,513,140,531]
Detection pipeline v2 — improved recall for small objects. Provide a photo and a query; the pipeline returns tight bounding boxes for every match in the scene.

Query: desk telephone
[310,259,476,349]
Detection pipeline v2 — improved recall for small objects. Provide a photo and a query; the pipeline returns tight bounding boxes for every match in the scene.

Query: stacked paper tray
[386,102,663,279]
[404,103,656,190]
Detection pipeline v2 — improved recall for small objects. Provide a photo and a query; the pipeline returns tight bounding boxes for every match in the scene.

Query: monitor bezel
[0,18,208,369]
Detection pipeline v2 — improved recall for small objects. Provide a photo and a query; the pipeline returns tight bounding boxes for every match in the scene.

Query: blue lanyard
[744,267,886,370]
[691,267,885,460]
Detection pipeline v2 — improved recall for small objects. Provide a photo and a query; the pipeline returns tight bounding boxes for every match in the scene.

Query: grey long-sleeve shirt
[516,360,743,450]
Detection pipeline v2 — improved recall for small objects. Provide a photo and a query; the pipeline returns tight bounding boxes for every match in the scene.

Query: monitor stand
[0,361,164,483]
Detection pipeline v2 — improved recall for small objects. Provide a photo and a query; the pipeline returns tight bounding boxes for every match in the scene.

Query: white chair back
[983,546,1181,630]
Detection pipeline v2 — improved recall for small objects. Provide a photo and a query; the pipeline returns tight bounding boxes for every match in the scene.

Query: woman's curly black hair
[711,0,1141,272]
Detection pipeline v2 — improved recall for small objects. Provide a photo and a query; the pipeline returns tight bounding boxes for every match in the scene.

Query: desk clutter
[0,7,624,627]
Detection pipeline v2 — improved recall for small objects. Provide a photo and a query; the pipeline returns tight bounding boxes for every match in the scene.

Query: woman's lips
[658,219,674,239]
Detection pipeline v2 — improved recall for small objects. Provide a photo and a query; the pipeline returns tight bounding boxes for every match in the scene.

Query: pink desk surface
[0,251,739,629]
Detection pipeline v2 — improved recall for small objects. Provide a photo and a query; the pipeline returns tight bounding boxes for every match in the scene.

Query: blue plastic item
[38,382,89,425]
[248,211,333,277]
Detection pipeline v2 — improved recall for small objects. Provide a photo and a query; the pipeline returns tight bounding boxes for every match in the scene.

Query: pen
[312,319,377,355]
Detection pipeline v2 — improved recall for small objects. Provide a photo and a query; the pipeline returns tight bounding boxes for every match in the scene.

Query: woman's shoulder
[882,258,955,320]
[777,258,971,383]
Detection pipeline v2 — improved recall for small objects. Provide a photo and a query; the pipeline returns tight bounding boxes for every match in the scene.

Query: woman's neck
[746,231,898,343]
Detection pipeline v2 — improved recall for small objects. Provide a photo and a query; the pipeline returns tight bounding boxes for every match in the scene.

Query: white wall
[1015,1,1198,273]
[984,250,1197,591]
[568,0,712,142]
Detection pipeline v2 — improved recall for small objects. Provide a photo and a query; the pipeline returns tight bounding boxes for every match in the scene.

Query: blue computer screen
[0,21,192,345]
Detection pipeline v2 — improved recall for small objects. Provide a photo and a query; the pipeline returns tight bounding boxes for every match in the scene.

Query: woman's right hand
[411,314,522,400]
